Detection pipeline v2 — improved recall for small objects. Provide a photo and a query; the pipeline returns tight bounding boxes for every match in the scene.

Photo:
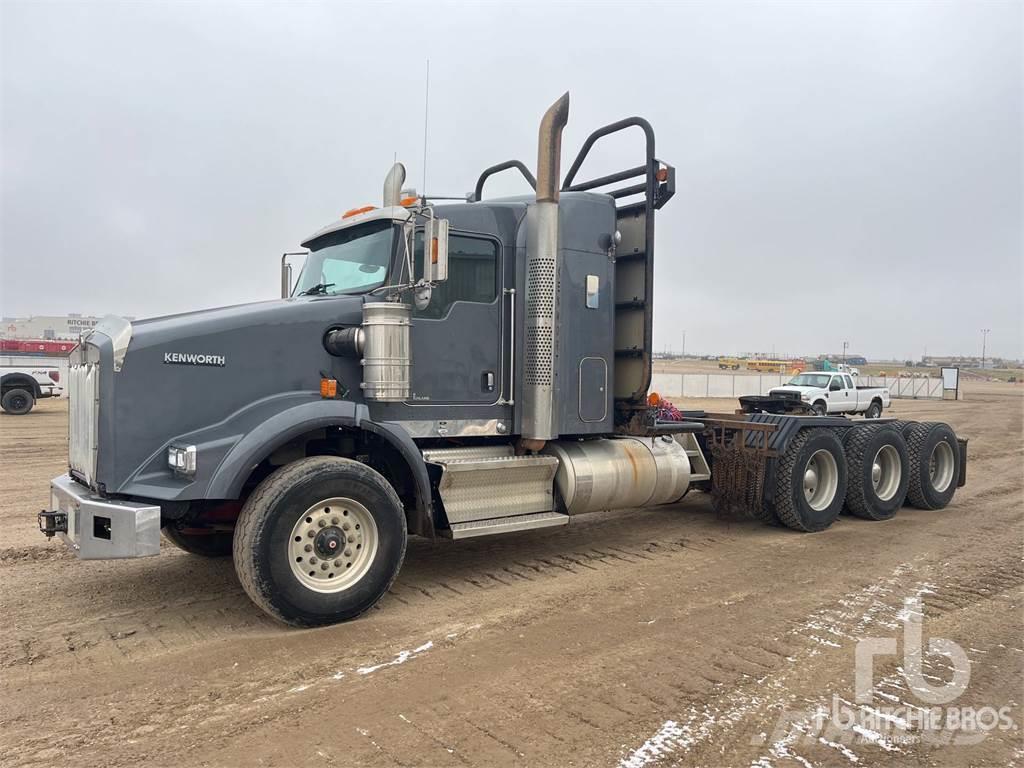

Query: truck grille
[68,360,99,486]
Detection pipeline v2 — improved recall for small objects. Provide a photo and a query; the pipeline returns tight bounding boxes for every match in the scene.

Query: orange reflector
[320,379,338,398]
[430,237,439,264]
[342,205,376,219]
[648,391,661,407]
[399,196,419,207]
[656,167,668,182]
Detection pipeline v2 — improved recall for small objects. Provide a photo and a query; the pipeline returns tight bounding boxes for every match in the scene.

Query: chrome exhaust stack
[383,162,406,208]
[521,92,569,442]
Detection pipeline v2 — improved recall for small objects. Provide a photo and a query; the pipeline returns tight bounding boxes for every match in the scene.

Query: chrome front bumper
[40,474,161,559]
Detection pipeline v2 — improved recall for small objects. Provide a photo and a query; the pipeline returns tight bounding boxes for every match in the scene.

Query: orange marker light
[656,167,669,182]
[399,196,419,207]
[648,391,661,407]
[430,237,439,264]
[342,205,376,219]
[320,379,338,398]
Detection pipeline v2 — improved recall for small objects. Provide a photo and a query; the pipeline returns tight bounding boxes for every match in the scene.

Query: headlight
[801,394,811,401]
[167,445,197,476]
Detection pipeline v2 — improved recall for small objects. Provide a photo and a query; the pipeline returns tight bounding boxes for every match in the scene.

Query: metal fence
[650,373,944,400]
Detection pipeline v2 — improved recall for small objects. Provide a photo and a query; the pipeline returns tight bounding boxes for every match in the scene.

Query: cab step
[449,511,568,539]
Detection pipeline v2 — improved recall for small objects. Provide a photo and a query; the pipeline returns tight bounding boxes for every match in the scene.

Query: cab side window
[844,375,854,389]
[414,232,499,319]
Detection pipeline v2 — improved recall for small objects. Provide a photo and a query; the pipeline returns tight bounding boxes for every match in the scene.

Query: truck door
[843,374,858,410]
[828,375,854,412]
[408,232,505,404]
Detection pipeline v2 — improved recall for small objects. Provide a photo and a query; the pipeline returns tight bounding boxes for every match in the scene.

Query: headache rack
[470,116,676,433]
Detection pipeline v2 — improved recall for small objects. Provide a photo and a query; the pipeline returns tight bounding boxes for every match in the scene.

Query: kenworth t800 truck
[38,94,967,626]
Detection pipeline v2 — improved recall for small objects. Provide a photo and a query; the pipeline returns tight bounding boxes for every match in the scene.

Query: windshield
[294,221,395,296]
[787,374,832,388]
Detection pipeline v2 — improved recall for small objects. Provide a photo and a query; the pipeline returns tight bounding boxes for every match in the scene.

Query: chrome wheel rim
[288,497,378,593]
[803,449,839,511]
[928,441,955,493]
[872,444,901,501]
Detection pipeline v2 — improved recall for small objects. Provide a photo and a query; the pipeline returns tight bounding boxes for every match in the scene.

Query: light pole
[681,330,686,359]
[981,329,990,370]
[842,340,849,367]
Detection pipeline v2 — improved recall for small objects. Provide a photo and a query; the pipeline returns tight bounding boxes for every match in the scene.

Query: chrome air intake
[522,92,569,441]
[360,302,411,401]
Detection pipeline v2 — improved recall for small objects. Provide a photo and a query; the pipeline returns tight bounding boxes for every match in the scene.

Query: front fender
[117,392,435,538]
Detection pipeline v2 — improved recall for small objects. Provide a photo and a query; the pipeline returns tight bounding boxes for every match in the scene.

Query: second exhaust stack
[522,92,569,442]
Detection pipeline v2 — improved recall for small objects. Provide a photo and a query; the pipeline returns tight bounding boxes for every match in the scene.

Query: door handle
[482,371,495,392]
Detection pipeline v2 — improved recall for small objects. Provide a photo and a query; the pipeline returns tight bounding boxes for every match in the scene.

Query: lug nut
[347,534,355,543]
[344,548,352,557]
[333,559,342,567]
[318,519,326,528]
[342,522,351,531]
[309,557,317,565]
[331,517,340,525]
[304,544,313,553]
[321,563,329,571]
[308,531,315,538]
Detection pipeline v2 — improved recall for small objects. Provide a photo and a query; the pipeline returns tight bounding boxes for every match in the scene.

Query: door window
[414,233,499,319]
[844,375,854,389]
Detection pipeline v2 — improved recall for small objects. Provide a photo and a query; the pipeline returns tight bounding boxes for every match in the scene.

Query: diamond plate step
[448,511,568,539]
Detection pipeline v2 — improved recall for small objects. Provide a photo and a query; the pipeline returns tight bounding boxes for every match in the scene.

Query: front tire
[1,388,34,415]
[233,456,407,627]
[865,400,882,419]
[811,401,827,416]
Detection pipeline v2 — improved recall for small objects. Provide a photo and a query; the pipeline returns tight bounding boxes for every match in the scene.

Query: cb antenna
[422,59,430,197]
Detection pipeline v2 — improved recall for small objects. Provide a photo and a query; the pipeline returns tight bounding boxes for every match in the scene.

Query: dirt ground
[1,384,1021,767]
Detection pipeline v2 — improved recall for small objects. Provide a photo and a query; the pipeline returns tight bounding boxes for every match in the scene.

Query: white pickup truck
[0,365,63,415]
[769,372,890,418]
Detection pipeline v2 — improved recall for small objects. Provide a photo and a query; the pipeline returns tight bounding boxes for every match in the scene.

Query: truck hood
[770,385,818,396]
[94,295,366,496]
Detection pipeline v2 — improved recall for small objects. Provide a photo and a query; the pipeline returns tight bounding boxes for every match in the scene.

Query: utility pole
[681,330,686,360]
[842,340,849,367]
[981,328,990,370]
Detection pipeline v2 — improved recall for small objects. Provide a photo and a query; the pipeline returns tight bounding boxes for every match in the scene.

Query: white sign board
[941,367,959,390]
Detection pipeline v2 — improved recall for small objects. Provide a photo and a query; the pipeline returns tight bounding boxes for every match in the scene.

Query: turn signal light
[656,167,669,182]
[399,196,419,207]
[648,391,661,407]
[342,205,376,219]
[430,237,439,264]
[320,379,338,398]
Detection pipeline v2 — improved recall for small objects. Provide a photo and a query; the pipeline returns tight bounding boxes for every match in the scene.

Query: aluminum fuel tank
[542,436,691,515]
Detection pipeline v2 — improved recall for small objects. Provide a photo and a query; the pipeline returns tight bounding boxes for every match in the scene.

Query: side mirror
[281,251,307,298]
[280,256,292,298]
[423,218,449,282]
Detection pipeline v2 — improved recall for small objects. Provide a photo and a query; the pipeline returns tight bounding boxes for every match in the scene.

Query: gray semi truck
[37,94,967,626]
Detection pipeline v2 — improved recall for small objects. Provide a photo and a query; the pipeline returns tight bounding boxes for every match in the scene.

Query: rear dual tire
[841,425,909,520]
[905,422,960,510]
[771,429,848,532]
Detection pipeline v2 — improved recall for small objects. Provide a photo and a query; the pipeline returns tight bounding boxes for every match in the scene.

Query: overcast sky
[2,1,1021,361]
